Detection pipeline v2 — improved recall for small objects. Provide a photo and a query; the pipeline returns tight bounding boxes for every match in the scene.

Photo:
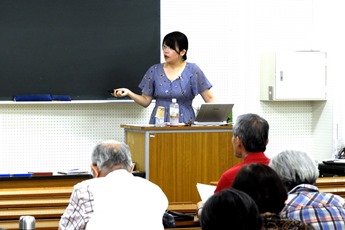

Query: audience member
[214,113,270,193]
[200,188,262,230]
[232,163,287,214]
[270,150,345,229]
[197,113,270,216]
[232,163,314,229]
[59,140,168,230]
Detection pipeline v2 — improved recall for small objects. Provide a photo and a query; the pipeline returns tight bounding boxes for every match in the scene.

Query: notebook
[193,103,234,126]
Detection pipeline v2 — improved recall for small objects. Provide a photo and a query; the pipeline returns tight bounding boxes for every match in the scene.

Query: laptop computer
[193,103,234,126]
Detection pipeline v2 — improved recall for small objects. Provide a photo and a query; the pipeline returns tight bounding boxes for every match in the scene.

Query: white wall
[314,0,345,156]
[0,0,339,173]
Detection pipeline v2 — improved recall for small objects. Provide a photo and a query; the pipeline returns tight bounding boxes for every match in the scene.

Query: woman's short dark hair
[232,163,288,214]
[200,188,262,230]
[162,31,188,60]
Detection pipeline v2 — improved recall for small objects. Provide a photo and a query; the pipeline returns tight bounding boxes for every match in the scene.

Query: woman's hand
[112,88,130,97]
[110,88,152,107]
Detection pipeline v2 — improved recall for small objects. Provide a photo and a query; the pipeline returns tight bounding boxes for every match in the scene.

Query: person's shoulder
[186,62,197,67]
[134,177,168,198]
[216,166,243,192]
[74,177,106,189]
[148,63,163,70]
[218,163,244,181]
[321,189,345,204]
[220,162,246,177]
[185,62,201,70]
[134,176,161,188]
[226,164,243,174]
[143,63,163,77]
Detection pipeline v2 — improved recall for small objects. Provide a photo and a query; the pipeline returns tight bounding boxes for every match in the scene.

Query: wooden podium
[121,124,241,203]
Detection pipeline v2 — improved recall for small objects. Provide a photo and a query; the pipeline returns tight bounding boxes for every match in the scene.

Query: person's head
[232,163,287,214]
[232,113,269,157]
[90,140,133,177]
[162,31,188,61]
[269,150,319,191]
[200,188,262,230]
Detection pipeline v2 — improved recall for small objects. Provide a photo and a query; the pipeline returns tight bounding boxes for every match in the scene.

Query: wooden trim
[0,197,69,208]
[120,124,233,131]
[0,207,65,220]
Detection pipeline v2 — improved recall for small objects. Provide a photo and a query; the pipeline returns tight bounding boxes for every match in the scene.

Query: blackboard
[0,0,160,100]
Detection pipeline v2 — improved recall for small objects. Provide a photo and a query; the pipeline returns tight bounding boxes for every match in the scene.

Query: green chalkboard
[0,0,160,100]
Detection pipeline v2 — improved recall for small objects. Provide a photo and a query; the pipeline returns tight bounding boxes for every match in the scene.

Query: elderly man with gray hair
[59,140,168,230]
[270,150,345,229]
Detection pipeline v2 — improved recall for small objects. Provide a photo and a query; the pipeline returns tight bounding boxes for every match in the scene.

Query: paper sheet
[196,183,216,203]
[57,169,90,175]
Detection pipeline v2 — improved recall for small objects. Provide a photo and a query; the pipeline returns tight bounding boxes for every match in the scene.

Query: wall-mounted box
[260,51,327,101]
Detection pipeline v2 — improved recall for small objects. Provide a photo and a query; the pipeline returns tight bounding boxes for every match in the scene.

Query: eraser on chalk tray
[13,94,72,101]
[13,94,52,101]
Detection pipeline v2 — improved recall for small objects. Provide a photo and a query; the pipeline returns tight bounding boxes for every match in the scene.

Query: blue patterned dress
[139,62,213,124]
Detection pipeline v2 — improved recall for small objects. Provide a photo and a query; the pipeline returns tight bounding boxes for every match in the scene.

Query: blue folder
[13,94,71,101]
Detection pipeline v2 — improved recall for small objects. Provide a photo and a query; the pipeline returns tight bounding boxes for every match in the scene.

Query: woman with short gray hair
[270,150,345,229]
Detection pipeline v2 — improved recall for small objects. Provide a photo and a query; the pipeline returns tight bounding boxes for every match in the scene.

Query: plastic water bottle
[169,98,179,126]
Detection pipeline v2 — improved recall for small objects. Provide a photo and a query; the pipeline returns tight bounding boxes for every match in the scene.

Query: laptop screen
[194,103,234,124]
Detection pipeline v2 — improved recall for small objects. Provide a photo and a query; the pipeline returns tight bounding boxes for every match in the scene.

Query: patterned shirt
[139,62,213,124]
[280,184,345,230]
[59,184,94,229]
[59,170,168,230]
